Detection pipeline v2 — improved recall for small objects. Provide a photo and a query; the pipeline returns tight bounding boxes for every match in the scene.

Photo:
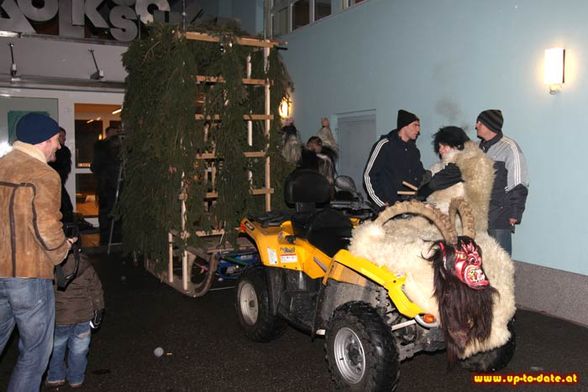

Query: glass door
[74,103,122,218]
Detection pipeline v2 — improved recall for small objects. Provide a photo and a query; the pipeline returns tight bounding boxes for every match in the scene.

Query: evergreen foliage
[120,24,294,265]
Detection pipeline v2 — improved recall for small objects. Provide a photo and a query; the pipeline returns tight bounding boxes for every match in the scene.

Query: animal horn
[374,200,458,244]
[448,198,476,239]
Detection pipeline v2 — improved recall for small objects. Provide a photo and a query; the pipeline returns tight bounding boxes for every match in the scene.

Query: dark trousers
[488,228,512,256]
[97,187,119,245]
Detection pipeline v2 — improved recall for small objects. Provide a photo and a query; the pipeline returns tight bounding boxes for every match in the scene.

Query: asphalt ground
[1,251,586,392]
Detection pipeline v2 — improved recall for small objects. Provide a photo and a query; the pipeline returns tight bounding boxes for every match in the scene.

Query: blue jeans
[0,278,55,392]
[488,228,512,256]
[47,322,91,386]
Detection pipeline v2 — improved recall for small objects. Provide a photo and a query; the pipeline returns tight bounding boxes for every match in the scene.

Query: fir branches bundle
[120,24,293,264]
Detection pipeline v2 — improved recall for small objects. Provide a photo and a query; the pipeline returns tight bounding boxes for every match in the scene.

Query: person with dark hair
[476,109,529,255]
[299,136,336,185]
[0,113,74,392]
[91,126,123,246]
[418,126,469,200]
[49,127,74,224]
[363,109,425,209]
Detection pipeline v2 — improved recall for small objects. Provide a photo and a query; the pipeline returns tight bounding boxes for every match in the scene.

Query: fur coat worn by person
[349,141,515,358]
[281,122,302,164]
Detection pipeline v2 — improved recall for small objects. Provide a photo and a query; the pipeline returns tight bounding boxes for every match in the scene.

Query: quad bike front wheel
[235,266,287,342]
[326,302,400,391]
[460,318,516,372]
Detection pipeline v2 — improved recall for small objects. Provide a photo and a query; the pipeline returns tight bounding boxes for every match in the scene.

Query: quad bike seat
[284,169,353,256]
[247,211,291,227]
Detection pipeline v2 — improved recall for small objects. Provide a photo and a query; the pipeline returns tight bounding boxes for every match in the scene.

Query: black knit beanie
[397,110,419,130]
[477,109,503,134]
[16,113,59,144]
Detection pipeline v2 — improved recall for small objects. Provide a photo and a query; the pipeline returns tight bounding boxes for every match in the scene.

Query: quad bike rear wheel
[460,318,516,372]
[326,302,400,391]
[235,266,287,342]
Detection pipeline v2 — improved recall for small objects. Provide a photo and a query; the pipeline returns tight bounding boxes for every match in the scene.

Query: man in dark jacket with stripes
[476,109,529,256]
[363,110,425,210]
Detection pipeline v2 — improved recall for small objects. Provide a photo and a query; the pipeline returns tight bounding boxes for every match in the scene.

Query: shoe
[46,379,65,388]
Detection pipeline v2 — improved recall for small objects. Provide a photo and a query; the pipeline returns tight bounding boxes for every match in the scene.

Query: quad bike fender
[328,250,423,319]
[240,218,331,279]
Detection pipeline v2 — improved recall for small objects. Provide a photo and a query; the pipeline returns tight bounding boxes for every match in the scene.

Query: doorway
[335,110,377,197]
[74,103,121,218]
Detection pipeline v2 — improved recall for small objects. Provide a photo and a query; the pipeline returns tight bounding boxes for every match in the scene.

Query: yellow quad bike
[235,169,446,391]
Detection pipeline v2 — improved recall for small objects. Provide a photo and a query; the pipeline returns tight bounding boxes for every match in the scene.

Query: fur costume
[349,141,515,359]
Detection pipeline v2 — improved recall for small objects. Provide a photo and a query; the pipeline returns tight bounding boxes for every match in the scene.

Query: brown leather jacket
[0,142,70,279]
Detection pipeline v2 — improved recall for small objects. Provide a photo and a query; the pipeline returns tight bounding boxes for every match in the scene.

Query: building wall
[0,36,128,84]
[281,0,588,277]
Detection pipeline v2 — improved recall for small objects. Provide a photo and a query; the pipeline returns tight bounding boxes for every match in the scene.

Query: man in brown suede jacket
[0,113,75,392]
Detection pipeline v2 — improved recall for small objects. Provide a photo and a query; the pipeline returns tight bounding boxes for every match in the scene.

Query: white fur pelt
[426,141,494,232]
[349,141,515,358]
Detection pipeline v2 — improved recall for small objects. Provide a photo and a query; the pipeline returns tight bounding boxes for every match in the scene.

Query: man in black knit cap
[476,109,529,255]
[363,109,425,209]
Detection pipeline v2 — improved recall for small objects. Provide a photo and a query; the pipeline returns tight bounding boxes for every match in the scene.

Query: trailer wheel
[326,302,399,391]
[236,267,286,342]
[461,318,516,372]
[189,251,219,298]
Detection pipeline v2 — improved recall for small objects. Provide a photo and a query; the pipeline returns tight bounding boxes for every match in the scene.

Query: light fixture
[112,107,122,115]
[279,97,292,119]
[89,49,104,80]
[86,117,102,124]
[544,47,565,95]
[8,43,20,82]
[0,31,19,38]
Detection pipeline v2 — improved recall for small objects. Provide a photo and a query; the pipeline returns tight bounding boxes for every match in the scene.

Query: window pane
[293,0,309,30]
[315,0,331,20]
[273,7,289,36]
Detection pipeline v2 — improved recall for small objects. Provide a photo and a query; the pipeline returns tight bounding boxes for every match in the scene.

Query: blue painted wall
[281,0,588,275]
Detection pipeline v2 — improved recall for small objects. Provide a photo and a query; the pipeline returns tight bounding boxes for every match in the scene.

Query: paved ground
[1,251,586,392]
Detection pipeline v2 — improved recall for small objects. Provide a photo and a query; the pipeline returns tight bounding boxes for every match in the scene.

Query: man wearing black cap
[476,109,529,255]
[0,113,75,391]
[363,109,425,209]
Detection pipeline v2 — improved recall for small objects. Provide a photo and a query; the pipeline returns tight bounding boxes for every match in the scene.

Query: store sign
[0,0,195,42]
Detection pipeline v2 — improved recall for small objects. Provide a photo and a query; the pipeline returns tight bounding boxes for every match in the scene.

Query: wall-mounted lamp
[8,43,20,82]
[112,107,122,115]
[279,97,292,119]
[89,49,104,80]
[544,47,565,95]
[0,31,19,38]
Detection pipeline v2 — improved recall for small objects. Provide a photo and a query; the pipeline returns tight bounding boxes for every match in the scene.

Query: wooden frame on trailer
[144,31,283,297]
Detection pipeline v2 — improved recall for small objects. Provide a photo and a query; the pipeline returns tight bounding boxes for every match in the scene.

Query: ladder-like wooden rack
[146,32,283,297]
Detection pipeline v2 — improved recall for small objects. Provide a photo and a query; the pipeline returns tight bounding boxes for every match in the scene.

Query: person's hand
[90,309,104,329]
[66,237,78,246]
[509,218,518,226]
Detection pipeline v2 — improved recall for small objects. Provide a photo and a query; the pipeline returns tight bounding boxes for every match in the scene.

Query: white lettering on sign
[0,0,200,42]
